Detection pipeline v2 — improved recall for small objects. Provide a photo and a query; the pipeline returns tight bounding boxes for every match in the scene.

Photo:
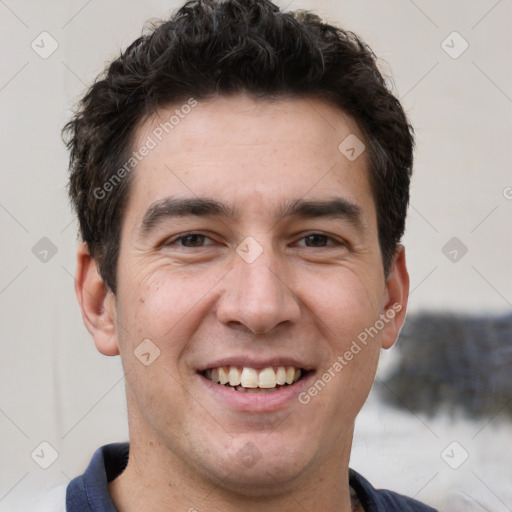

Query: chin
[212,457,309,498]
[194,436,317,497]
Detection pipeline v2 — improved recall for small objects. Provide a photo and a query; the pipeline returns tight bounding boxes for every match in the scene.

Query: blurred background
[0,1,510,510]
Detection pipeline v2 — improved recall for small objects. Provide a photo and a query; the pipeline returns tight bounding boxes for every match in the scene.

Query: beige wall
[0,1,510,510]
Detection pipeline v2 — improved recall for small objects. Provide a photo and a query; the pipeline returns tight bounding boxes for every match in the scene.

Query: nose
[216,248,301,335]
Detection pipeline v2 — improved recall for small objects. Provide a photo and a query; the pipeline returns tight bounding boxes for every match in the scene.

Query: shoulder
[349,469,438,511]
[66,442,130,511]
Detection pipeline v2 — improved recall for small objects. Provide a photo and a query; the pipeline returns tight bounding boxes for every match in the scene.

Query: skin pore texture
[75,94,409,512]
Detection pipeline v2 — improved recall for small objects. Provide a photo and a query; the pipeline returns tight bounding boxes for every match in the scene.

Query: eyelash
[168,233,215,248]
[295,233,342,248]
[163,232,344,249]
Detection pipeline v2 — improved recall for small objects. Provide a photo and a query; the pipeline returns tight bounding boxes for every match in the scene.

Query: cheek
[300,268,384,398]
[302,266,383,343]
[116,263,224,345]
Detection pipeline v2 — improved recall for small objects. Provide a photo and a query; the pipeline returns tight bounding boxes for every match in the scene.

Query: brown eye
[179,234,209,247]
[303,234,330,247]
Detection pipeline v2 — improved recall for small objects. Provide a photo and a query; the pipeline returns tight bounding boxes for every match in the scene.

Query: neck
[109,387,357,511]
[109,432,355,512]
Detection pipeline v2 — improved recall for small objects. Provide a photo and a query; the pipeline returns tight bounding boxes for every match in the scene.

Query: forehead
[124,94,375,228]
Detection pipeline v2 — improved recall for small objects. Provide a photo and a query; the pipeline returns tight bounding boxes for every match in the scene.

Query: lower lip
[199,373,314,412]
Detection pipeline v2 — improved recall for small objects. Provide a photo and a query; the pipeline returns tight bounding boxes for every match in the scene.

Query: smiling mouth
[202,366,306,393]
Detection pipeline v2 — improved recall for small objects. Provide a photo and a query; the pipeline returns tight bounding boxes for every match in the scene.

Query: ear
[381,245,409,350]
[74,242,119,356]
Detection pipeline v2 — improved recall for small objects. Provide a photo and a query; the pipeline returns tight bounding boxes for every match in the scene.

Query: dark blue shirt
[66,443,437,511]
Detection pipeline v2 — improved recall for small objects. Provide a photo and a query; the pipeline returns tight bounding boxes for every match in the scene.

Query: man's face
[102,94,407,492]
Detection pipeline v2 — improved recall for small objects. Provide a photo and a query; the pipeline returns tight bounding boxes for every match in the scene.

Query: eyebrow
[139,196,363,237]
[140,197,234,236]
[278,197,362,228]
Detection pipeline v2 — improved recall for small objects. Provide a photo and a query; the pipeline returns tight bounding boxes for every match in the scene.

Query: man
[63,0,436,510]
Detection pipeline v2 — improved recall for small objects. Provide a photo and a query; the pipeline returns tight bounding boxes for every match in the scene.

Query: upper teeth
[205,366,302,389]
